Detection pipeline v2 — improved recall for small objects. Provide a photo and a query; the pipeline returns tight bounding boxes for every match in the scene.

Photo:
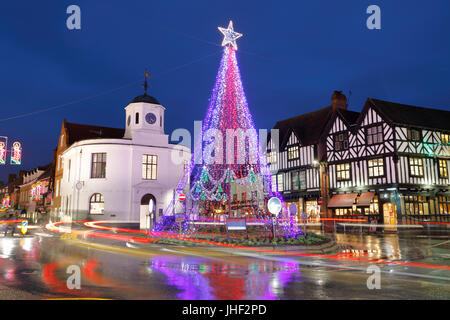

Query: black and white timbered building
[325,98,450,224]
[267,91,355,220]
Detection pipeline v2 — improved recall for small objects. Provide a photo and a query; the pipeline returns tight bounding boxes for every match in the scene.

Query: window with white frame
[91,153,106,178]
[89,193,104,215]
[142,155,158,180]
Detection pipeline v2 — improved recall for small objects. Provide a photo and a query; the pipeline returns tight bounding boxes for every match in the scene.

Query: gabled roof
[272,106,360,149]
[65,121,125,146]
[273,106,335,149]
[365,98,450,131]
[336,108,360,126]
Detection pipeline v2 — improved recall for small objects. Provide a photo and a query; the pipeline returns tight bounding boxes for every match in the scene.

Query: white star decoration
[218,20,243,50]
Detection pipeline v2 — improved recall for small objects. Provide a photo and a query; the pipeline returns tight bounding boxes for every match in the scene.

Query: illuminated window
[89,193,104,215]
[271,175,277,192]
[438,196,450,215]
[91,153,106,178]
[142,155,157,180]
[334,132,349,151]
[336,163,351,181]
[287,146,299,160]
[277,173,283,192]
[368,158,384,177]
[291,171,299,190]
[407,128,421,141]
[438,159,448,178]
[441,133,450,144]
[409,157,423,177]
[267,151,277,164]
[404,196,428,215]
[366,125,383,145]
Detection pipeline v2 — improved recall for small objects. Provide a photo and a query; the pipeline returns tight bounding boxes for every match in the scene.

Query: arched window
[135,112,139,124]
[89,193,104,215]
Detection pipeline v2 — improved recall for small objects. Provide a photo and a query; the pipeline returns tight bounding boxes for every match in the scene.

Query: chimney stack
[331,90,347,110]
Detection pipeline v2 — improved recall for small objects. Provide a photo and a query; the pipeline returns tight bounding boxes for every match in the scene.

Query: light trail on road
[68,220,450,272]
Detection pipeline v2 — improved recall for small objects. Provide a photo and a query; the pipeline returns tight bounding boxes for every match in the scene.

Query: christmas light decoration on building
[0,141,6,165]
[10,141,22,165]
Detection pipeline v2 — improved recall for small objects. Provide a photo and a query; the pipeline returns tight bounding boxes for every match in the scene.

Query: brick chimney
[331,90,347,110]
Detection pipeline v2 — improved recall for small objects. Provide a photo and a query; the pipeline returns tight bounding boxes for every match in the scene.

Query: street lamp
[268,197,282,239]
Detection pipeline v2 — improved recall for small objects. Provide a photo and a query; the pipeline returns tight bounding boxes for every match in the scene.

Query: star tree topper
[218,20,243,50]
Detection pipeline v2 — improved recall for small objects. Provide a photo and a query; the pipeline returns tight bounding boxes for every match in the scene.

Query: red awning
[357,192,375,206]
[327,193,358,208]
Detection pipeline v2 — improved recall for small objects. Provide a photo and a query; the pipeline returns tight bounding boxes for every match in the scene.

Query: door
[383,202,397,231]
[140,194,156,230]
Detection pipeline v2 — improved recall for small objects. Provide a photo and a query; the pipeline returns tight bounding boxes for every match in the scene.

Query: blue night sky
[0,0,449,183]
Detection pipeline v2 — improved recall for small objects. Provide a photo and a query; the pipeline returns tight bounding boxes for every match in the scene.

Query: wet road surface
[0,228,449,299]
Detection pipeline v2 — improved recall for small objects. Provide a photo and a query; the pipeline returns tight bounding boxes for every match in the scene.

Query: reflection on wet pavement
[0,229,449,299]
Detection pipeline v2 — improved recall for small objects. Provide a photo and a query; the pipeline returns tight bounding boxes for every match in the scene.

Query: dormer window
[334,132,349,151]
[407,128,421,141]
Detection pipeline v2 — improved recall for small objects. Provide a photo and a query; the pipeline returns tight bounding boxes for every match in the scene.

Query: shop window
[291,171,299,190]
[404,196,429,215]
[409,157,424,177]
[439,196,450,215]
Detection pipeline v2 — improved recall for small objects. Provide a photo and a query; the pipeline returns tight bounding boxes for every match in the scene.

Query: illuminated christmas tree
[158,21,287,232]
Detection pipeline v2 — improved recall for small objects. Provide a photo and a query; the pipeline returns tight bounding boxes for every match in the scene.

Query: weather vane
[218,20,243,50]
[142,69,151,95]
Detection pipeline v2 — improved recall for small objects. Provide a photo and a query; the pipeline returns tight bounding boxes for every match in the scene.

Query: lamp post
[268,197,282,240]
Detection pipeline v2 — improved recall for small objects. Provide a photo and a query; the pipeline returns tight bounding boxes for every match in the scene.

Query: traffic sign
[178,193,186,201]
[21,220,28,235]
[268,197,282,216]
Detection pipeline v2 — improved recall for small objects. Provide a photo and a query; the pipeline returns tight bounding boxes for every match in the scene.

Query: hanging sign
[10,142,22,165]
[0,141,6,165]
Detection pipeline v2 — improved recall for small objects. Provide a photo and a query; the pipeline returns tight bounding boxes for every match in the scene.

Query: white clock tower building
[58,78,190,229]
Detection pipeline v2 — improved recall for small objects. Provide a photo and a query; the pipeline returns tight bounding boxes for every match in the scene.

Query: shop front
[328,192,380,221]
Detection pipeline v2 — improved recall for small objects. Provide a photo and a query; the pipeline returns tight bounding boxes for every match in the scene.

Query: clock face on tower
[145,113,157,124]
